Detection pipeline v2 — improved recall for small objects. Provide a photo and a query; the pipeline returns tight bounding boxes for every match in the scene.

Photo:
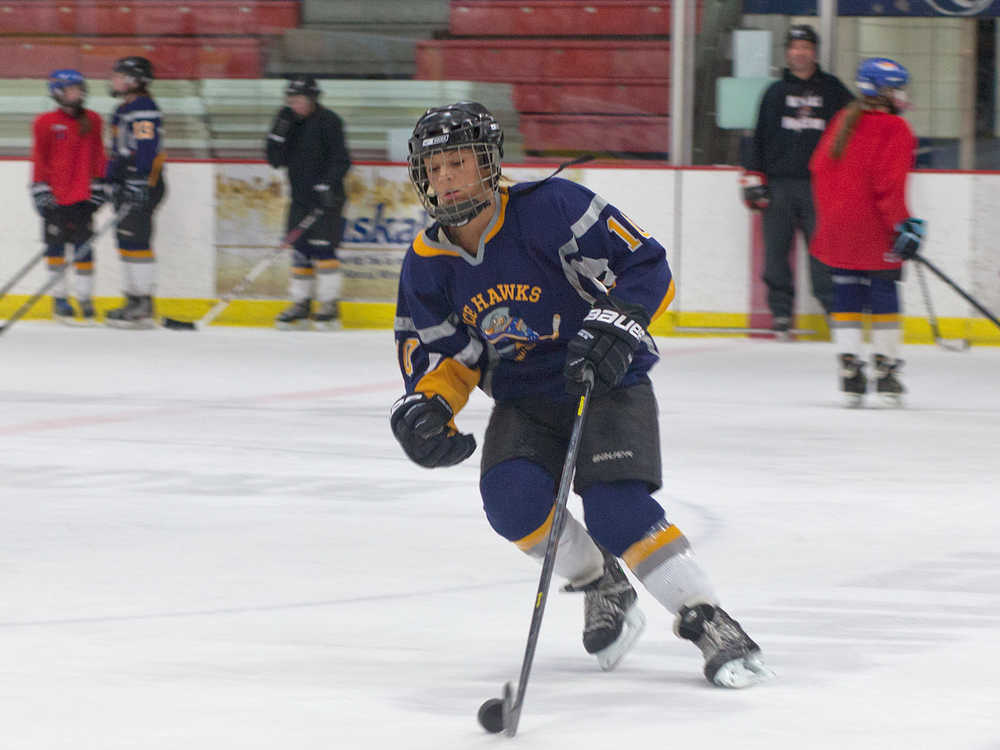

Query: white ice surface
[2,326,999,750]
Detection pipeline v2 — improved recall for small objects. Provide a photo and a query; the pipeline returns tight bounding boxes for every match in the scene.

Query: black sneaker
[275,299,312,330]
[839,353,867,408]
[873,354,904,407]
[563,551,646,671]
[674,600,773,688]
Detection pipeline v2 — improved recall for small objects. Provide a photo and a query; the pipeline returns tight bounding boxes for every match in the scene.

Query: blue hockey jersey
[394,177,675,415]
[106,95,165,187]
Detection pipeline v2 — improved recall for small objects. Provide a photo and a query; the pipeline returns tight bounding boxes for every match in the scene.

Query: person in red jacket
[30,69,108,323]
[809,58,924,407]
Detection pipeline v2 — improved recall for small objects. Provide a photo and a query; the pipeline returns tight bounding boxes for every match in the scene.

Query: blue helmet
[855,57,909,97]
[48,69,87,98]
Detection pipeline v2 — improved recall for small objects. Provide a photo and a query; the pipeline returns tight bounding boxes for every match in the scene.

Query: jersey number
[132,121,156,140]
[607,214,651,252]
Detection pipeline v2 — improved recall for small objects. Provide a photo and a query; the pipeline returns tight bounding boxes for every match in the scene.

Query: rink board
[1,159,997,343]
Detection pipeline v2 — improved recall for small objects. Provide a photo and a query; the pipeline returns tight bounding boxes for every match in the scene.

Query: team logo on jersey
[479,307,561,362]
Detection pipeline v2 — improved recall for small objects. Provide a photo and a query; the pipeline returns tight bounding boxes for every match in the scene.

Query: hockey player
[30,69,107,324]
[390,102,772,688]
[741,25,853,338]
[810,58,922,407]
[265,76,350,330]
[105,56,166,329]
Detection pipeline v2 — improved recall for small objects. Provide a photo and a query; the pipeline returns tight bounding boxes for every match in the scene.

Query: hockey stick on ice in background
[913,253,1000,336]
[0,248,47,304]
[0,204,129,337]
[161,207,325,331]
[914,260,969,351]
[477,367,595,738]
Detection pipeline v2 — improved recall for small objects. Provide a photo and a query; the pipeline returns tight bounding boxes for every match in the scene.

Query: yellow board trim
[515,504,555,551]
[1,296,996,345]
[623,524,683,570]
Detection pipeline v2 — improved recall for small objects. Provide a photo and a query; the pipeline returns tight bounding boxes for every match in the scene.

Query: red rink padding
[513,80,669,115]
[450,1,672,36]
[0,37,263,78]
[519,114,669,153]
[0,1,299,36]
[416,39,671,82]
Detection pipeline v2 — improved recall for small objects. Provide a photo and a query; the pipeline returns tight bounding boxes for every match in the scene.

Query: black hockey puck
[477,697,504,734]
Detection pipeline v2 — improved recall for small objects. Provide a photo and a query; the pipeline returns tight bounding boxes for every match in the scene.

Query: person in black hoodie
[741,25,853,338]
[266,76,351,329]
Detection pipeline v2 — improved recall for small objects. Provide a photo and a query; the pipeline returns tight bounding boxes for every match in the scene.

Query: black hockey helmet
[407,101,504,226]
[786,24,819,47]
[112,56,154,89]
[285,76,321,99]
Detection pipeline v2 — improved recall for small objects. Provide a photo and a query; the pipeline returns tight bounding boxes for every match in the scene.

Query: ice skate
[56,298,98,327]
[563,552,646,671]
[674,599,774,688]
[275,299,312,330]
[52,297,75,324]
[873,354,904,408]
[311,300,341,331]
[105,295,155,329]
[772,316,792,342]
[839,353,867,408]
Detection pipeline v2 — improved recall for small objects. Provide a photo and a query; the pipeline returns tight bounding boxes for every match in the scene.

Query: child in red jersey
[30,69,108,324]
[810,57,924,407]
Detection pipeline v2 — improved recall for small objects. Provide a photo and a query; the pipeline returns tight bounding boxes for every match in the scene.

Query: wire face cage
[408,142,502,226]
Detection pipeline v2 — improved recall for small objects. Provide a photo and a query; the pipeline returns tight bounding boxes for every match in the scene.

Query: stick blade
[501,681,518,737]
[160,317,197,331]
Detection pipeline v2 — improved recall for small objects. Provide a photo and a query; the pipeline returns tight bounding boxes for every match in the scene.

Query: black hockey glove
[740,171,770,211]
[31,182,56,216]
[390,392,477,468]
[565,298,651,396]
[270,106,295,141]
[892,217,926,260]
[313,182,336,210]
[114,179,149,210]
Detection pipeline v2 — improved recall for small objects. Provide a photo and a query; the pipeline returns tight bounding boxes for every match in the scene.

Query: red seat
[416,40,670,81]
[0,37,263,78]
[513,80,669,115]
[450,1,671,37]
[519,114,669,153]
[0,1,299,36]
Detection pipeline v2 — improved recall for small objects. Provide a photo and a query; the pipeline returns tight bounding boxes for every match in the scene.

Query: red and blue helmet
[855,57,909,97]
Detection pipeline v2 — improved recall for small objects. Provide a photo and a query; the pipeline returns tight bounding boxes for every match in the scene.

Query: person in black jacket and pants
[741,25,853,338]
[266,76,351,329]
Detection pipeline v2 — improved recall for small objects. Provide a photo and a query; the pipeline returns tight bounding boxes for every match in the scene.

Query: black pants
[762,177,833,319]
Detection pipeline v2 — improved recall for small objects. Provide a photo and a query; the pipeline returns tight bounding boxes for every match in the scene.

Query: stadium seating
[416,1,674,156]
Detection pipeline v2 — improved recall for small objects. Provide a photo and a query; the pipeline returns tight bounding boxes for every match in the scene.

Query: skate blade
[274,319,312,331]
[712,652,775,689]
[56,315,98,328]
[311,319,342,331]
[842,393,865,409]
[878,393,904,408]
[105,318,155,330]
[595,603,646,672]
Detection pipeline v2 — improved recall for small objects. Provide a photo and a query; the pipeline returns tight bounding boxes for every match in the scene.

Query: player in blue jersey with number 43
[390,102,772,689]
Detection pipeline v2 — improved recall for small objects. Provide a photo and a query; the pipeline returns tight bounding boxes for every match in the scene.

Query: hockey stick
[914,260,969,351]
[161,207,325,331]
[0,204,129,336]
[478,368,595,738]
[913,253,1000,334]
[0,248,47,304]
